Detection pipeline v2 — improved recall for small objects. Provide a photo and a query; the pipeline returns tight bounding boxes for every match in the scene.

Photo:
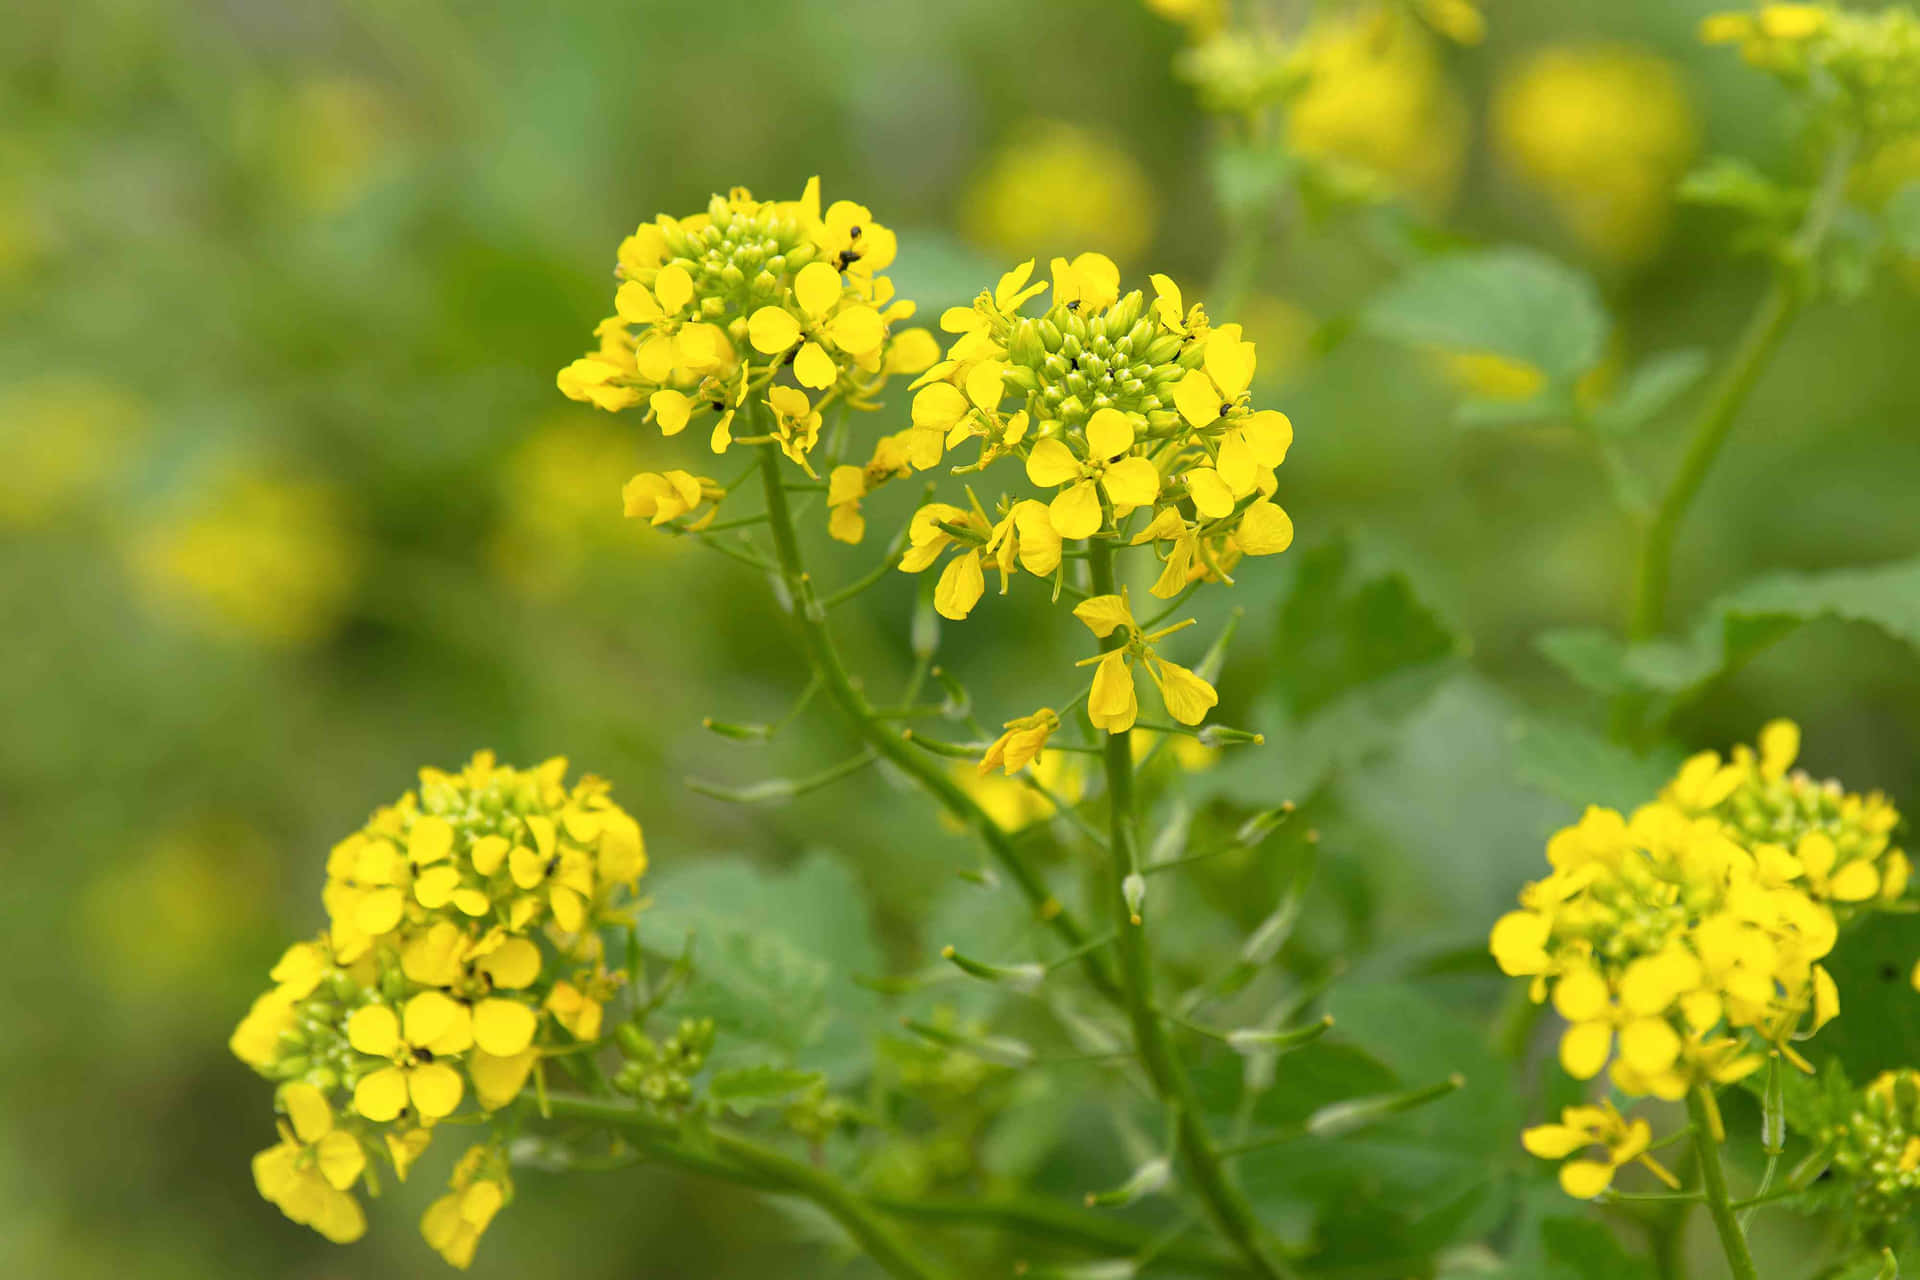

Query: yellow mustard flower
[0,375,143,528]
[980,708,1062,776]
[558,179,935,469]
[489,415,655,596]
[252,1082,368,1243]
[1522,1101,1680,1199]
[1494,45,1698,264]
[347,991,472,1122]
[421,1144,512,1270]
[622,469,720,527]
[1491,801,1839,1099]
[962,121,1157,265]
[1075,591,1219,734]
[127,466,359,647]
[1664,720,1909,911]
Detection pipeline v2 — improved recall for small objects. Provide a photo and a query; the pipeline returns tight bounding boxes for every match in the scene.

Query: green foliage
[1361,248,1609,387]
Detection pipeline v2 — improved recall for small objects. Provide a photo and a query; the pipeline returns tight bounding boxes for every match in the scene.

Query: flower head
[1522,1101,1680,1199]
[1491,801,1841,1099]
[1074,591,1219,735]
[233,752,647,1259]
[558,180,936,465]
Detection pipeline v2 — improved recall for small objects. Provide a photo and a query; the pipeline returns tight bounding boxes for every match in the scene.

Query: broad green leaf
[1538,555,1920,715]
[1806,912,1920,1083]
[1362,248,1609,383]
[636,851,882,1078]
[1508,719,1684,813]
[1592,349,1709,434]
[1211,535,1464,803]
[707,1065,826,1115]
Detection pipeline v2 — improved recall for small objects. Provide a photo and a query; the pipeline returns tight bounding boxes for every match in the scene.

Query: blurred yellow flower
[949,751,1087,831]
[1494,45,1699,264]
[1235,295,1318,388]
[489,414,652,596]
[1286,7,1469,211]
[80,821,268,1002]
[1143,0,1226,39]
[0,376,144,528]
[962,122,1158,265]
[127,467,359,647]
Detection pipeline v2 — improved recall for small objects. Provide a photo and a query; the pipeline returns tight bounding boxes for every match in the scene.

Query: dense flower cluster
[1664,719,1910,912]
[888,255,1294,614]
[1823,1069,1920,1248]
[557,179,938,470]
[1703,4,1920,143]
[232,752,647,1266]
[1491,801,1840,1103]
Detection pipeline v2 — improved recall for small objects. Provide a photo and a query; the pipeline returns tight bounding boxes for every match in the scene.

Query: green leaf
[1540,555,1920,713]
[1888,181,1920,258]
[706,1065,826,1115]
[1508,719,1685,813]
[1212,535,1465,802]
[636,852,882,1078]
[1592,349,1709,434]
[1362,248,1609,383]
[1804,912,1920,1084]
[1539,1216,1657,1280]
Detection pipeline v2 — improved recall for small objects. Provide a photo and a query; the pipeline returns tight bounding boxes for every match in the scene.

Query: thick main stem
[752,443,1121,1001]
[1626,135,1857,643]
[543,1095,950,1280]
[1086,541,1293,1280]
[1687,1088,1760,1280]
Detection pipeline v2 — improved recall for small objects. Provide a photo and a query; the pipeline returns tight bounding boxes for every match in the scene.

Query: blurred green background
[4,0,1917,1276]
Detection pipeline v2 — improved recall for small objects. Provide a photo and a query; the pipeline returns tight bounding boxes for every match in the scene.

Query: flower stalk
[1688,1087,1761,1280]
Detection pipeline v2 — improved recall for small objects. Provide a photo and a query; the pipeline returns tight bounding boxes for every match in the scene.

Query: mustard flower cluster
[1703,4,1920,143]
[557,179,938,470]
[1823,1069,1920,1248]
[232,752,647,1266]
[1493,801,1840,1121]
[890,255,1294,607]
[1664,719,1910,912]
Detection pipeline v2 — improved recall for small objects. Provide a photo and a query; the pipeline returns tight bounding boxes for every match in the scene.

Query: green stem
[1086,540,1294,1280]
[543,1095,951,1280]
[1627,134,1857,643]
[753,442,1121,1001]
[1687,1088,1760,1280]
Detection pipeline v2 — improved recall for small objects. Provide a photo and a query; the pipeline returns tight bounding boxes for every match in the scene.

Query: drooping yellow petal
[1521,1123,1589,1160]
[1240,410,1294,467]
[793,341,837,389]
[468,1048,538,1112]
[934,551,987,621]
[1073,594,1136,638]
[1559,1159,1615,1200]
[283,1082,334,1145]
[353,1066,409,1122]
[649,389,693,434]
[472,999,540,1057]
[408,1062,465,1119]
[1088,651,1139,735]
[1153,658,1218,726]
[1236,501,1294,555]
[314,1130,366,1191]
[1048,481,1103,540]
[1186,467,1236,520]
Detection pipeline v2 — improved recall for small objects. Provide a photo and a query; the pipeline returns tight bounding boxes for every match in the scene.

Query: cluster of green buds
[1704,4,1920,144]
[232,752,649,1268]
[1822,1069,1920,1249]
[612,1017,716,1107]
[557,179,939,468]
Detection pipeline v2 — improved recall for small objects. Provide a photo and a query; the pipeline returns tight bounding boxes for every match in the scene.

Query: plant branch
[752,438,1121,1002]
[1086,539,1295,1280]
[1687,1087,1760,1280]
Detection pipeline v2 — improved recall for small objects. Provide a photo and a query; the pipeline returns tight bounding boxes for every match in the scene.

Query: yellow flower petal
[283,1082,333,1145]
[1025,438,1082,489]
[934,550,986,621]
[407,1062,465,1119]
[1186,467,1236,519]
[1073,594,1136,639]
[1559,1159,1614,1200]
[1101,457,1160,509]
[1173,370,1223,428]
[650,389,693,434]
[353,1066,409,1122]
[1619,1017,1682,1076]
[913,381,970,429]
[653,264,694,314]
[403,991,462,1048]
[748,305,802,354]
[1153,658,1218,726]
[794,261,843,318]
[347,1004,401,1058]
[1088,651,1138,735]
[1240,410,1294,467]
[1048,481,1103,540]
[1236,501,1294,555]
[1521,1123,1589,1160]
[468,1048,538,1112]
[1559,1021,1613,1079]
[826,305,885,357]
[793,341,837,389]
[472,999,540,1057]
[1204,328,1257,398]
[1085,408,1135,460]
[409,817,454,867]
